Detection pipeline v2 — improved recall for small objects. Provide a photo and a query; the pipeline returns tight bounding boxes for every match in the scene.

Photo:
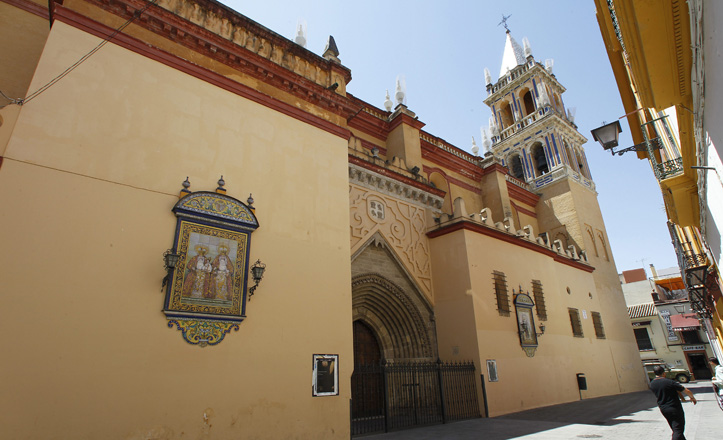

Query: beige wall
[0,2,49,154]
[0,22,353,440]
[431,225,647,416]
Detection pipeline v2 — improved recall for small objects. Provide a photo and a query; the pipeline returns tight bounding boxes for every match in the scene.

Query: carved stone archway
[352,274,435,360]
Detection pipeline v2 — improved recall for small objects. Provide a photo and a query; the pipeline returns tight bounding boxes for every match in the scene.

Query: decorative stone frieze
[349,180,435,295]
[348,164,444,211]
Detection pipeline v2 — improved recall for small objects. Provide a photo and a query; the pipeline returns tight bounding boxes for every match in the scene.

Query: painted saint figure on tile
[208,244,234,300]
[182,245,213,298]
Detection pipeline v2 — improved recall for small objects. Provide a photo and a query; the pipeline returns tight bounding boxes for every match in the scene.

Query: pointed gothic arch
[597,231,610,261]
[352,274,435,360]
[351,234,437,361]
[429,171,452,215]
[586,226,599,257]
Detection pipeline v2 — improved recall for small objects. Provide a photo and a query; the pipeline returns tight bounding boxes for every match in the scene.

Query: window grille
[568,308,583,337]
[634,328,654,351]
[591,311,605,339]
[493,271,510,316]
[531,280,547,320]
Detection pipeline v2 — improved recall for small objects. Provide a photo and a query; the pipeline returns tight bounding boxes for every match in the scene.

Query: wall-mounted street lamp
[686,264,708,287]
[161,249,181,291]
[590,120,661,156]
[248,259,267,299]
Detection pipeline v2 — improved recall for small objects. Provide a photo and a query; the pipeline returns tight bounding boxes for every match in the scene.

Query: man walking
[649,365,697,440]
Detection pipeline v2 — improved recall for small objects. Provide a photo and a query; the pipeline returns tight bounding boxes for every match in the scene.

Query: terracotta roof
[628,303,658,319]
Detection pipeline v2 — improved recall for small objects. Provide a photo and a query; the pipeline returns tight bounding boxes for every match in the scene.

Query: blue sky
[222,0,679,275]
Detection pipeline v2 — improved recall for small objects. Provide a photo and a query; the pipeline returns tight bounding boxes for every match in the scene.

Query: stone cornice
[420,136,481,182]
[62,0,358,119]
[427,219,594,273]
[389,111,425,131]
[423,166,480,194]
[2,0,48,18]
[485,62,566,105]
[349,158,444,210]
[507,181,540,206]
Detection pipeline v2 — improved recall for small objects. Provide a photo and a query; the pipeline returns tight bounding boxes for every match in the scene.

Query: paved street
[364,381,721,439]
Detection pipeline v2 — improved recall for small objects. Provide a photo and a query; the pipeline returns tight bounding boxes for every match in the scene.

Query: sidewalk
[363,381,721,439]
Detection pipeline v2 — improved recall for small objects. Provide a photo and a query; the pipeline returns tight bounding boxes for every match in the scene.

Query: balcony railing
[487,59,536,95]
[656,157,684,180]
[641,116,684,181]
[528,165,595,191]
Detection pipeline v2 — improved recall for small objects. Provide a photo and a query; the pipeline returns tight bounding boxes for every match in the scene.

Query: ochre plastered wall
[0,22,352,440]
[431,225,648,416]
[0,2,49,154]
[539,178,647,394]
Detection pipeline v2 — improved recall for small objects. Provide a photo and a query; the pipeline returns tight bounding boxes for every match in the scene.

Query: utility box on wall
[576,373,587,390]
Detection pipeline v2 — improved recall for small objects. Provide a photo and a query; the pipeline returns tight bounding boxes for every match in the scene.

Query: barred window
[591,311,605,339]
[493,271,510,316]
[568,308,583,337]
[531,280,547,320]
[634,328,654,351]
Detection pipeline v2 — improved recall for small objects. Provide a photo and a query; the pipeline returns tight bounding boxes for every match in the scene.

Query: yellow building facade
[593,0,723,363]
[1,0,647,438]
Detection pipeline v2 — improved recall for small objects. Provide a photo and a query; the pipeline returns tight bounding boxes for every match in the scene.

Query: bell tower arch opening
[499,101,514,130]
[520,88,535,116]
[507,153,525,180]
[530,142,549,176]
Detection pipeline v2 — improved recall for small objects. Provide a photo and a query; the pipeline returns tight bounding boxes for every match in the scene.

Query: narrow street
[364,381,721,439]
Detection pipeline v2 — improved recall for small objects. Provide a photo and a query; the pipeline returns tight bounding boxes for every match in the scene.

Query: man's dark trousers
[660,405,686,440]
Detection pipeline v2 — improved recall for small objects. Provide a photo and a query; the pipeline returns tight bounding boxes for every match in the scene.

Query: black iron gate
[351,360,480,436]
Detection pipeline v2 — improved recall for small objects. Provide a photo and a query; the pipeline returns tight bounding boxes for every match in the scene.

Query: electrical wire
[0,0,158,108]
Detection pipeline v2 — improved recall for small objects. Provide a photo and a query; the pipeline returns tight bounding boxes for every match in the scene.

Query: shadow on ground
[495,389,658,426]
[362,382,711,439]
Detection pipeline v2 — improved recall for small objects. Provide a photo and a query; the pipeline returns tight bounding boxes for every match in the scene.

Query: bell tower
[481,30,642,394]
[482,29,596,259]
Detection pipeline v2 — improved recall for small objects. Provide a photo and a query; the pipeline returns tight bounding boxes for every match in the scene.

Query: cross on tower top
[498,14,512,32]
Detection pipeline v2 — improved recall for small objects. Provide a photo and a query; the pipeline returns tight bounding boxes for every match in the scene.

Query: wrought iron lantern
[520,321,546,337]
[248,259,266,298]
[685,264,707,288]
[161,249,181,291]
[591,120,662,156]
[590,121,622,152]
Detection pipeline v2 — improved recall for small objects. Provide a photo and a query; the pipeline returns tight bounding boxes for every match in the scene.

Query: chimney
[649,264,658,278]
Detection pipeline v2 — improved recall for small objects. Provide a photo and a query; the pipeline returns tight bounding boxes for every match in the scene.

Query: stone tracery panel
[350,183,433,296]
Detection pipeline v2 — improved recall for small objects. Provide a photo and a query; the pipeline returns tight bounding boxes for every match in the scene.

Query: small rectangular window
[634,328,654,351]
[531,280,547,321]
[493,271,510,316]
[568,308,583,337]
[681,330,701,344]
[591,311,605,339]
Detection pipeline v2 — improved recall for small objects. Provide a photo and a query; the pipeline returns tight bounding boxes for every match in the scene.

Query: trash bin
[576,373,587,390]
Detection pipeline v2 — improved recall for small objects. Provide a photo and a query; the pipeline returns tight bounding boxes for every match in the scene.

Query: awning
[654,277,685,291]
[669,313,700,331]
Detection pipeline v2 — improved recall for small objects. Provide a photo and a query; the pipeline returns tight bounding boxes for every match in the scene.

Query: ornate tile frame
[163,191,259,346]
[514,292,539,357]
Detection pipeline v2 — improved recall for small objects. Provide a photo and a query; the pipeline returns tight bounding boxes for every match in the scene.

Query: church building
[0,0,647,438]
